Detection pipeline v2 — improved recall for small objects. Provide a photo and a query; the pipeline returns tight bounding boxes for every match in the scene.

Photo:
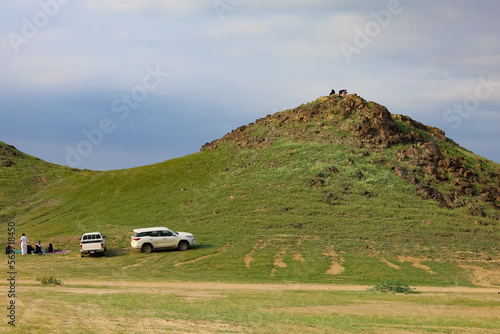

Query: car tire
[178,241,189,251]
[141,244,153,254]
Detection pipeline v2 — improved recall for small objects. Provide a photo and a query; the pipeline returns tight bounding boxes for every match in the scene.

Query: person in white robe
[20,233,28,255]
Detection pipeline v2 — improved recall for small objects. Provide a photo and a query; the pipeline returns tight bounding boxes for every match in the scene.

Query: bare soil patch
[323,248,345,275]
[397,256,436,275]
[458,264,500,287]
[292,251,305,263]
[271,245,291,277]
[379,257,400,269]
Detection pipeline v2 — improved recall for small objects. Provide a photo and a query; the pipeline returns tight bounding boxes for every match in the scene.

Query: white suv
[131,227,195,253]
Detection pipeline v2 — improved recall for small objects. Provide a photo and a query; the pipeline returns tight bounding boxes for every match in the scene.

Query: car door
[160,229,178,248]
[147,230,163,248]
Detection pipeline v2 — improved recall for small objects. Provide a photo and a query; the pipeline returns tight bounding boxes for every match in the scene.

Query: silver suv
[131,227,195,253]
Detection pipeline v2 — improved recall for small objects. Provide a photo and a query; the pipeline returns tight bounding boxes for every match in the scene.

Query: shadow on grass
[189,244,213,251]
[101,248,132,258]
[148,243,213,253]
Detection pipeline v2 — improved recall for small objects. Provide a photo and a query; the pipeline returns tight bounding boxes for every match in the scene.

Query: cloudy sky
[1,0,499,170]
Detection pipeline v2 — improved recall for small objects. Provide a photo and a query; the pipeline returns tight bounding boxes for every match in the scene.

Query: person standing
[20,233,28,255]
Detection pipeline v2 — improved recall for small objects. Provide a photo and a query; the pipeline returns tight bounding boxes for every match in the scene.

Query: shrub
[37,275,62,286]
[371,280,419,294]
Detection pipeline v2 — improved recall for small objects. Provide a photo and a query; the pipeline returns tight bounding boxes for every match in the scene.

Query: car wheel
[141,244,153,254]
[178,241,189,251]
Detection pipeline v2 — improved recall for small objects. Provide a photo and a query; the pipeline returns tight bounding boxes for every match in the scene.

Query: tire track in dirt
[398,256,436,275]
[174,242,231,267]
[245,235,318,275]
[121,257,149,270]
[380,257,400,269]
[244,237,270,268]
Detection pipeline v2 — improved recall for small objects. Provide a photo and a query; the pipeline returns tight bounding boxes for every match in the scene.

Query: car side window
[149,231,160,237]
[161,230,173,236]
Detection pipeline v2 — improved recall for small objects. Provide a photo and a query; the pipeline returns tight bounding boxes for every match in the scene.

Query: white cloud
[205,16,282,39]
[85,0,210,16]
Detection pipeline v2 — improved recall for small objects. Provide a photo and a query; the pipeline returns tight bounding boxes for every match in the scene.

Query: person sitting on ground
[48,243,54,253]
[329,89,335,96]
[5,244,14,254]
[35,240,43,254]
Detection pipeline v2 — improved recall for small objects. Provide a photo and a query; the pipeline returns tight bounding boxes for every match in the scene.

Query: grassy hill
[1,94,499,287]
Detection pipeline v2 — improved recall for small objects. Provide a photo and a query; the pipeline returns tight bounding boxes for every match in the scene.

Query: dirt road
[17,279,500,293]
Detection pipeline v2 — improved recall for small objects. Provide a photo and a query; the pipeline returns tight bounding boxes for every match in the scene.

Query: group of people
[329,89,348,97]
[5,233,54,255]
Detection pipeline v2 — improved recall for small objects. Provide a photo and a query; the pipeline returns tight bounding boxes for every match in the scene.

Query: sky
[1,0,499,170]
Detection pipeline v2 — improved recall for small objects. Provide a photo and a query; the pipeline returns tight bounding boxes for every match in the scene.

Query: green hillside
[1,94,499,287]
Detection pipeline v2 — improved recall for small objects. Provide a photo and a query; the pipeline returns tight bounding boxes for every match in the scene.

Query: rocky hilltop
[202,94,499,218]
[202,94,450,151]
